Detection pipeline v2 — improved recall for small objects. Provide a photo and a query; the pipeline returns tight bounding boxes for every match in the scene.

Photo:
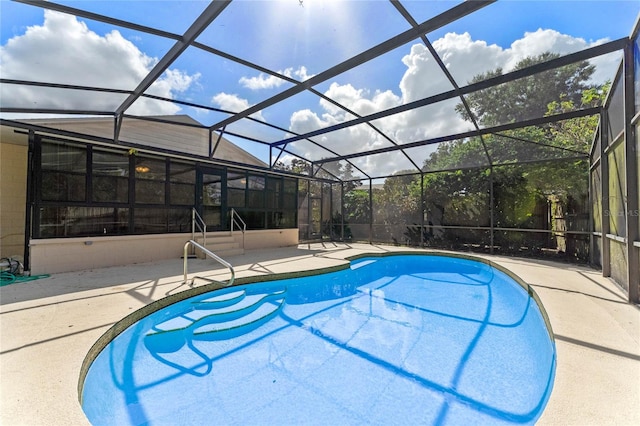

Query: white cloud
[239,65,315,90]
[320,82,401,118]
[287,66,315,81]
[3,11,620,177]
[0,10,199,116]
[156,69,201,94]
[284,28,619,177]
[433,29,617,86]
[211,92,265,121]
[239,73,287,90]
[506,29,589,70]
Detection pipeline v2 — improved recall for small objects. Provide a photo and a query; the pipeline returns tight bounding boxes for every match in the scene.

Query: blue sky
[1,0,638,174]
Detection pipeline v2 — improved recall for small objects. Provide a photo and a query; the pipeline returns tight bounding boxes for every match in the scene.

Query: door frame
[196,166,227,231]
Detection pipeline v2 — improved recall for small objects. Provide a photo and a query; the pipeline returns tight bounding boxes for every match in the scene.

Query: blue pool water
[81,254,555,425]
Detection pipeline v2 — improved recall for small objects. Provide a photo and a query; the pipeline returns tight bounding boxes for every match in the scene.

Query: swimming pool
[80,253,556,425]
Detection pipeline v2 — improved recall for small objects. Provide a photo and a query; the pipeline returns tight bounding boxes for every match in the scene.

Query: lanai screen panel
[370,98,475,145]
[405,137,492,173]
[1,85,128,113]
[1,0,636,180]
[346,149,421,179]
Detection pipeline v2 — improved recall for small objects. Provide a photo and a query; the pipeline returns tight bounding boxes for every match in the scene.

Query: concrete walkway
[1,243,638,425]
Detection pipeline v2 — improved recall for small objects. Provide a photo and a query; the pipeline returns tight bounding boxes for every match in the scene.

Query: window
[135,156,166,204]
[93,148,129,203]
[41,141,86,202]
[227,171,246,208]
[35,139,299,238]
[266,177,281,209]
[169,161,195,206]
[133,208,168,234]
[248,174,265,209]
[168,208,192,233]
[39,206,128,237]
[283,178,297,209]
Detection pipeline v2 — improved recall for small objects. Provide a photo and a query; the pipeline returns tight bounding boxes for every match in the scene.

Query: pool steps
[145,288,286,341]
[194,296,285,336]
[189,232,244,258]
[194,289,246,309]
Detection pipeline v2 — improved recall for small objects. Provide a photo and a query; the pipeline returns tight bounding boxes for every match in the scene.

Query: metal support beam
[269,145,274,169]
[340,182,345,241]
[369,178,373,244]
[623,41,639,303]
[306,180,312,241]
[0,78,132,94]
[16,0,182,40]
[420,172,425,248]
[0,107,114,116]
[600,111,611,277]
[23,130,36,272]
[391,0,491,168]
[210,0,495,131]
[314,108,598,166]
[115,1,231,116]
[588,153,596,266]
[489,166,495,255]
[114,113,124,144]
[210,128,225,159]
[271,39,626,148]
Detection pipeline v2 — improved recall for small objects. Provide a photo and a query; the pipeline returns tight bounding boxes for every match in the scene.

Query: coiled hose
[0,258,49,287]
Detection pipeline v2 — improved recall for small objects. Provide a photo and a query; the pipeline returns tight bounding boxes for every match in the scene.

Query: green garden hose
[0,271,50,287]
[0,258,50,287]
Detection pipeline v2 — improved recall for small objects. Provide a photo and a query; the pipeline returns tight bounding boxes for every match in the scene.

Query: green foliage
[337,163,361,192]
[391,51,605,258]
[322,212,352,240]
[343,188,370,223]
[376,173,422,225]
[456,52,596,126]
[423,138,488,172]
[304,51,605,261]
[422,169,491,227]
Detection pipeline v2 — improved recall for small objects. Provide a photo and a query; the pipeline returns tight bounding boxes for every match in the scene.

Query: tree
[374,172,422,244]
[456,52,596,126]
[416,52,607,259]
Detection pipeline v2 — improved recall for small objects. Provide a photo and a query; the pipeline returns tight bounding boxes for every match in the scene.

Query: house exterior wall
[0,142,27,260]
[1,120,300,276]
[241,228,298,250]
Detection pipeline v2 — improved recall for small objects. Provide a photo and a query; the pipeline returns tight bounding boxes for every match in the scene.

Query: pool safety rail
[191,208,207,249]
[183,240,235,287]
[230,208,246,250]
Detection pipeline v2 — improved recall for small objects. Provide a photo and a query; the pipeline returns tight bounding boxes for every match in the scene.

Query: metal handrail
[192,208,207,248]
[230,208,246,234]
[183,239,235,286]
[230,208,246,250]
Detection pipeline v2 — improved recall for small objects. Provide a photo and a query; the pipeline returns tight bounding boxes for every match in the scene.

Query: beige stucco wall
[241,228,298,250]
[29,229,298,275]
[0,142,28,260]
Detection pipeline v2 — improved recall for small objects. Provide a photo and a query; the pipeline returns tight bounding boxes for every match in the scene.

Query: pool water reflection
[81,254,555,425]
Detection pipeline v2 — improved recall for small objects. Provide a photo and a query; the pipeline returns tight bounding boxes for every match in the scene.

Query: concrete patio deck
[1,243,638,425]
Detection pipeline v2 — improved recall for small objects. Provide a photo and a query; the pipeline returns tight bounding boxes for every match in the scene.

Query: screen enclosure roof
[1,0,638,181]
